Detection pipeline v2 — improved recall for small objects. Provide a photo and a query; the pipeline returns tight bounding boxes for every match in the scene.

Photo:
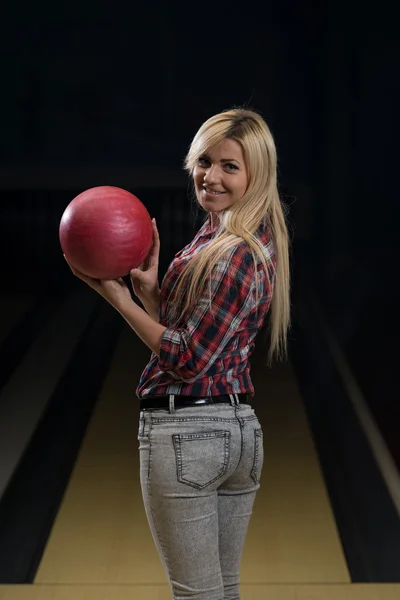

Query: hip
[137,402,264,492]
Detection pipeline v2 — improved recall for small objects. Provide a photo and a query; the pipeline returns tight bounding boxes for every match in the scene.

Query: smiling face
[193,138,248,216]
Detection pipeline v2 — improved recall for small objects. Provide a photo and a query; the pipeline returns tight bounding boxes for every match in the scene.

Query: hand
[130,218,160,303]
[64,255,132,310]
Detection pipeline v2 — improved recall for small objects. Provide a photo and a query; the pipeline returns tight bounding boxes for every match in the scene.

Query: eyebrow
[201,154,241,164]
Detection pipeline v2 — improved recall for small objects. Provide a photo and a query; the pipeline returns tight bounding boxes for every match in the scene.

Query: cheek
[232,179,247,198]
[193,168,203,188]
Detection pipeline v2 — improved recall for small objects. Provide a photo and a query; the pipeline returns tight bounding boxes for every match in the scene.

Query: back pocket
[172,430,231,489]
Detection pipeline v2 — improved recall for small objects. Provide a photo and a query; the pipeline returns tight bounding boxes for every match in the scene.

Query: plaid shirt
[136,215,276,398]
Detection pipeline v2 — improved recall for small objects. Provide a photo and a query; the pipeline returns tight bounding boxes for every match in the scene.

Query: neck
[210,211,222,229]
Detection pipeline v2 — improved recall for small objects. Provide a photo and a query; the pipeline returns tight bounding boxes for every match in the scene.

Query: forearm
[139,291,160,322]
[114,297,166,355]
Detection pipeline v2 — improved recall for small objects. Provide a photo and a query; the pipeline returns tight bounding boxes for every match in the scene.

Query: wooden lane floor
[1,583,400,600]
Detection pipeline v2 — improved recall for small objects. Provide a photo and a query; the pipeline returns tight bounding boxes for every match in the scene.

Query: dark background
[0,0,399,580]
[1,1,398,462]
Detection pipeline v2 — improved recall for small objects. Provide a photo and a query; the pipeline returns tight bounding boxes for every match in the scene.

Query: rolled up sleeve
[158,245,263,382]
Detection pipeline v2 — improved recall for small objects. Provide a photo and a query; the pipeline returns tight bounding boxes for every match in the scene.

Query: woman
[66,108,290,600]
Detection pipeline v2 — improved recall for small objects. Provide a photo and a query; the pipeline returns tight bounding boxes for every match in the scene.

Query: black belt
[140,393,249,411]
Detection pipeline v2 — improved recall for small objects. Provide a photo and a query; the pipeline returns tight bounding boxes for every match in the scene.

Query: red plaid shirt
[136,215,276,398]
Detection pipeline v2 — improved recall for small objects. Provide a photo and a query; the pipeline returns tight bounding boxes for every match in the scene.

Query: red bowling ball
[59,186,153,280]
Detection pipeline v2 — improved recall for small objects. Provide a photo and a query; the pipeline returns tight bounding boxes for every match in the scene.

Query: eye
[225,163,238,171]
[198,156,210,167]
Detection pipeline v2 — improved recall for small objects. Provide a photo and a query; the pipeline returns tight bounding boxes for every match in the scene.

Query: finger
[147,218,160,263]
[131,280,140,297]
[134,261,145,272]
[152,218,160,247]
[129,270,141,292]
[130,276,143,298]
[130,268,143,280]
[116,277,128,289]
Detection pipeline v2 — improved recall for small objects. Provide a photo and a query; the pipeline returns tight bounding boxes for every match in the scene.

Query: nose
[203,164,221,185]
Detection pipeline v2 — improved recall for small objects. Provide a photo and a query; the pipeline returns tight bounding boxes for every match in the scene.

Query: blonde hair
[167,108,291,364]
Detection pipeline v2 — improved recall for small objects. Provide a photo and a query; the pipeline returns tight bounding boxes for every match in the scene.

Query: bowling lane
[34,323,350,588]
[2,582,400,600]
[0,288,101,499]
[242,354,350,584]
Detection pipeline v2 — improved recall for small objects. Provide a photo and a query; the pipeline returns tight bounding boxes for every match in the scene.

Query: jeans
[137,394,264,600]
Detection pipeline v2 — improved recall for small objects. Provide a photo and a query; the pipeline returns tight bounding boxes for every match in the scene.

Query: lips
[202,187,226,196]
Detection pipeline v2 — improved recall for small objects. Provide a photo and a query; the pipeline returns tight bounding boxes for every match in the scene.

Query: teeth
[205,189,224,195]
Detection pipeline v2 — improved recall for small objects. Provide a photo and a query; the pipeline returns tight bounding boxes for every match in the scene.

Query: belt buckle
[192,398,208,406]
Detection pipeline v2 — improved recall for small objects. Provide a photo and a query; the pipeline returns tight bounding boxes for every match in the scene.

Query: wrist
[113,295,138,316]
[143,295,160,322]
[150,288,161,308]
[139,288,160,310]
[152,287,161,302]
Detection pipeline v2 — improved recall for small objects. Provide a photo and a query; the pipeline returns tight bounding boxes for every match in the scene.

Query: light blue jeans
[137,394,264,600]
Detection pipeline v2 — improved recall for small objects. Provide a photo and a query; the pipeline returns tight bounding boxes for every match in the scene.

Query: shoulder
[229,222,275,269]
[221,224,276,287]
[212,244,258,295]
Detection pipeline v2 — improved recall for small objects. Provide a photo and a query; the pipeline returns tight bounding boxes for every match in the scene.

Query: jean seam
[147,480,175,597]
[147,414,153,480]
[251,428,262,485]
[150,415,258,424]
[152,417,237,423]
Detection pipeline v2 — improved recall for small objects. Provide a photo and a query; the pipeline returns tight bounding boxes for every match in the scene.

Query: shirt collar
[203,213,222,235]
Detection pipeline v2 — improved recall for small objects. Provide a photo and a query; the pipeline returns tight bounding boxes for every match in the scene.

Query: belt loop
[169,394,176,413]
[228,394,236,407]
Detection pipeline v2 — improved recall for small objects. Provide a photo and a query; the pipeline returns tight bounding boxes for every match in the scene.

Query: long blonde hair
[167,108,291,364]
